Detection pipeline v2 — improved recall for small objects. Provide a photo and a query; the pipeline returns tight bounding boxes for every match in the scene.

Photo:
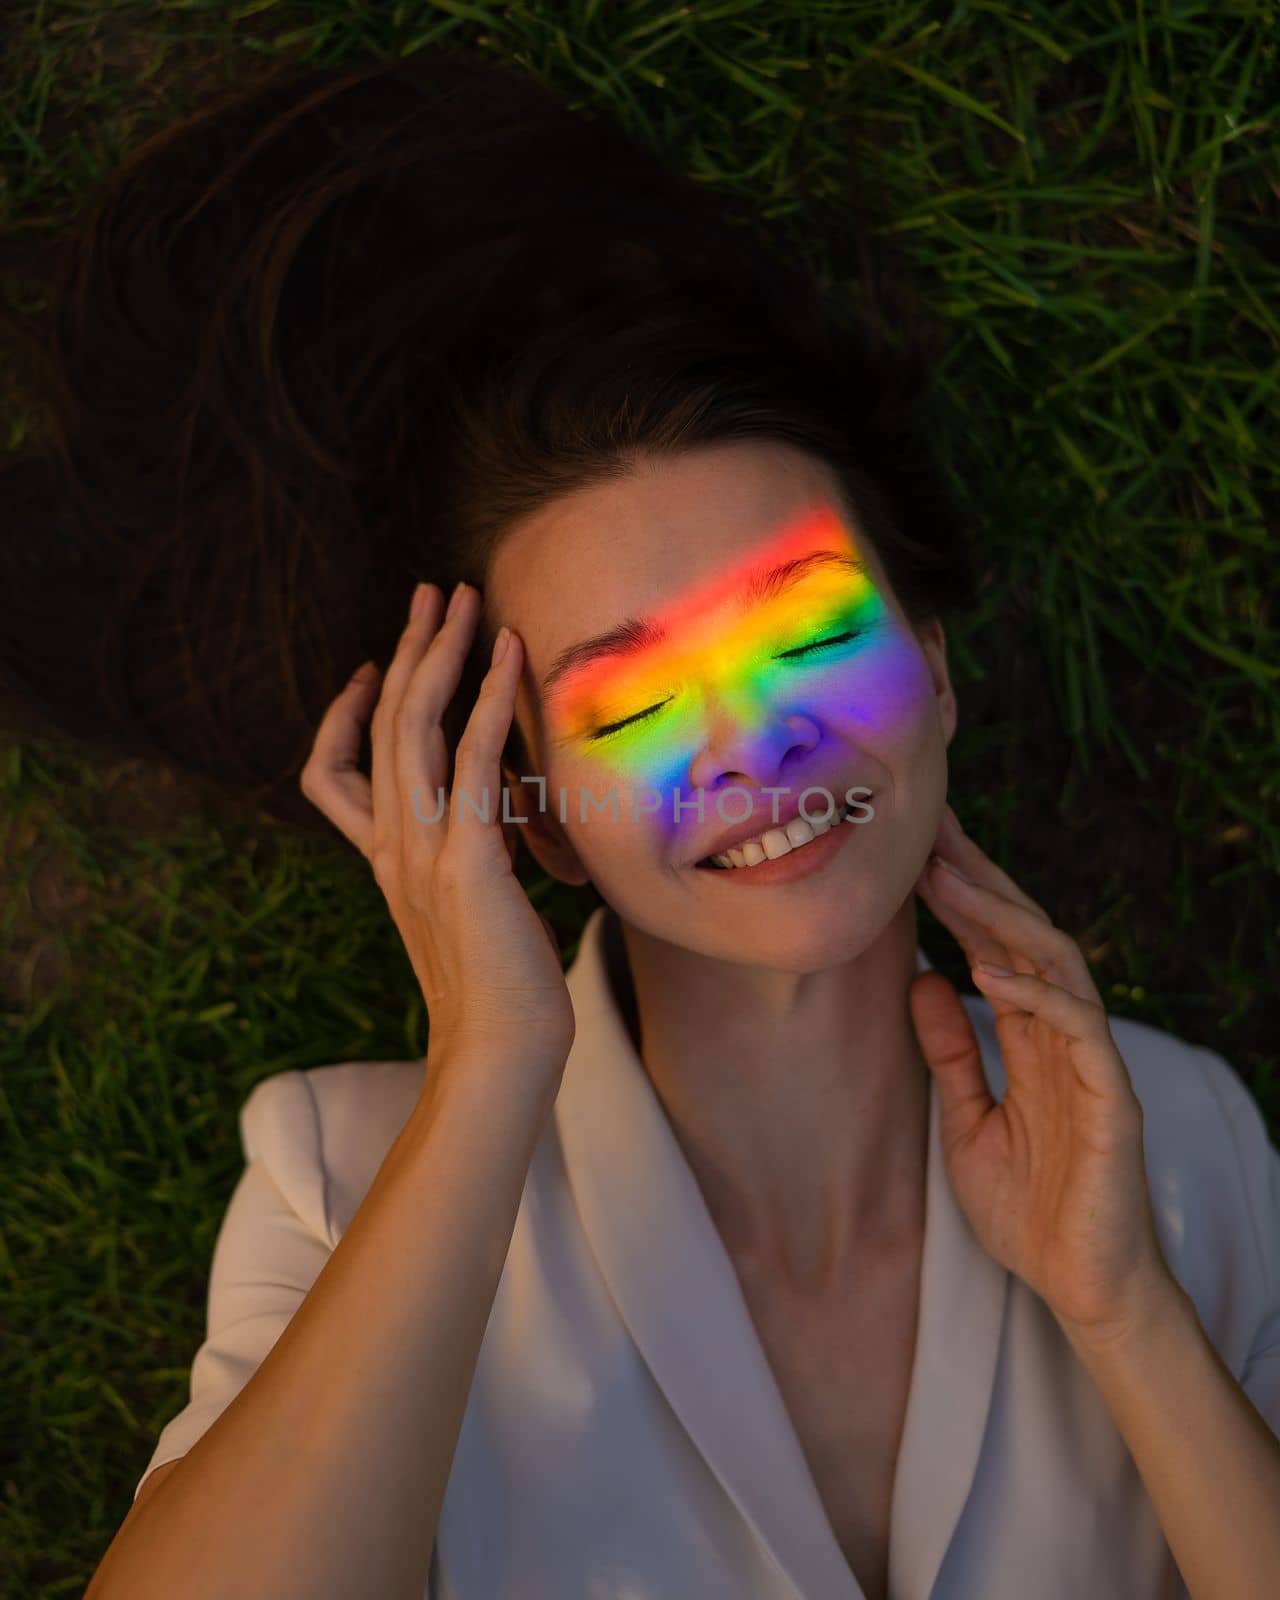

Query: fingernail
[491,626,510,666]
[934,853,974,884]
[974,961,1012,978]
[410,582,429,620]
[447,581,469,617]
[352,659,378,684]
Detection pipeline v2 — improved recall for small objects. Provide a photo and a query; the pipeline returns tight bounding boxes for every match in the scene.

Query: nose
[686,705,823,796]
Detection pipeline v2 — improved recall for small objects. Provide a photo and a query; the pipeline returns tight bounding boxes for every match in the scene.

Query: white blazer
[134,904,1280,1599]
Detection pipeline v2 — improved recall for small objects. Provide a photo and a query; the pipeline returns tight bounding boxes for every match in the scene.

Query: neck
[602,902,931,1295]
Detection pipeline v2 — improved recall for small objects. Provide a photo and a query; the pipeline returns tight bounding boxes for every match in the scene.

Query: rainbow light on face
[545,503,890,801]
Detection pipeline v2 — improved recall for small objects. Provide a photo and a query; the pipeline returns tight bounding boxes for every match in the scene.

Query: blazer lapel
[555,906,859,1597]
[554,906,1009,1600]
[887,995,1011,1600]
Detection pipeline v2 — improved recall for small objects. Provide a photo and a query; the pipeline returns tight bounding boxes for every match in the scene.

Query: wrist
[421,1031,568,1108]
[1056,1269,1196,1368]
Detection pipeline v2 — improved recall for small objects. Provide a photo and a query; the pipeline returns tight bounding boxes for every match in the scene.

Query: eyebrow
[540,547,868,700]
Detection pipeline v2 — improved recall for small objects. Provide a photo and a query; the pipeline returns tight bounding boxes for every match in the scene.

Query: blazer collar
[553,905,1010,1600]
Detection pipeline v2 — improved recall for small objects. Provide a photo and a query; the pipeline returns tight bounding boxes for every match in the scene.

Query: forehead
[487,441,893,693]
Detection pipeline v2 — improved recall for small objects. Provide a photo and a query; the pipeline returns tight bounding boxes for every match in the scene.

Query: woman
[4,48,1277,1600]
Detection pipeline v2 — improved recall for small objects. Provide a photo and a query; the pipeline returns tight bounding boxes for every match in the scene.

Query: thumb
[909,970,994,1147]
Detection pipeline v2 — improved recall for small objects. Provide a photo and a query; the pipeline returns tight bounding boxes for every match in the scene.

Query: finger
[500,812,525,869]
[371,582,447,865]
[538,911,562,960]
[969,964,1130,1100]
[915,863,1019,973]
[298,661,381,859]
[921,866,1102,1004]
[396,581,491,857]
[448,624,524,852]
[909,971,995,1150]
[933,805,1052,924]
[398,581,487,733]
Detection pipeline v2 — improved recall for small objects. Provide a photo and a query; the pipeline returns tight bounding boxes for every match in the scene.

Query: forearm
[1062,1279,1280,1600]
[89,1045,564,1600]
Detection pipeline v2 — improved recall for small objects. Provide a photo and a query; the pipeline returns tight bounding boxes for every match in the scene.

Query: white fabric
[134,904,1280,1599]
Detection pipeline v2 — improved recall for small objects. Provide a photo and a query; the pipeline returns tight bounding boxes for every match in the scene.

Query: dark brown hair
[0,45,978,834]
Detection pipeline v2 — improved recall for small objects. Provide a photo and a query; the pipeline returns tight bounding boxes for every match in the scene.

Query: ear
[914,617,958,749]
[499,758,593,888]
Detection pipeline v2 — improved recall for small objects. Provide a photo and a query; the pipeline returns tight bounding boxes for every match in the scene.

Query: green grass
[2,1,1278,1591]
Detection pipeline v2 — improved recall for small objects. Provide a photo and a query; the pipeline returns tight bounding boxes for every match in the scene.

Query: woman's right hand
[299,580,576,1078]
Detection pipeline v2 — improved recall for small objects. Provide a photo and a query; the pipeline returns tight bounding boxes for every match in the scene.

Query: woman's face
[487,439,957,971]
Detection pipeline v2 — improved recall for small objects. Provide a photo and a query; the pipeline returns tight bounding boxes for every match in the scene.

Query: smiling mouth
[694,797,857,870]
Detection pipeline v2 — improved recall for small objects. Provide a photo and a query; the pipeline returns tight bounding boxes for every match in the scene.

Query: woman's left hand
[910,803,1180,1348]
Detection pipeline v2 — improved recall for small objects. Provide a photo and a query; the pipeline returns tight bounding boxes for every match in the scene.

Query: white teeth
[710,802,849,871]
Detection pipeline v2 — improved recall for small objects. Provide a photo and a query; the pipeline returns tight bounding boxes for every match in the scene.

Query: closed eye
[774,628,864,661]
[586,699,673,743]
[584,629,865,743]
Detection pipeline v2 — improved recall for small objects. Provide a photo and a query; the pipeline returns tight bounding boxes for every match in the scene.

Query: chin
[757,916,887,975]
[703,883,896,974]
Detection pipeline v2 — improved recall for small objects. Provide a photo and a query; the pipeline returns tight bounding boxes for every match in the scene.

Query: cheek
[805,630,937,746]
[544,758,648,862]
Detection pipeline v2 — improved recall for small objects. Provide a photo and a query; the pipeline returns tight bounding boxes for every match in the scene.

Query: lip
[684,783,871,867]
[693,803,861,885]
